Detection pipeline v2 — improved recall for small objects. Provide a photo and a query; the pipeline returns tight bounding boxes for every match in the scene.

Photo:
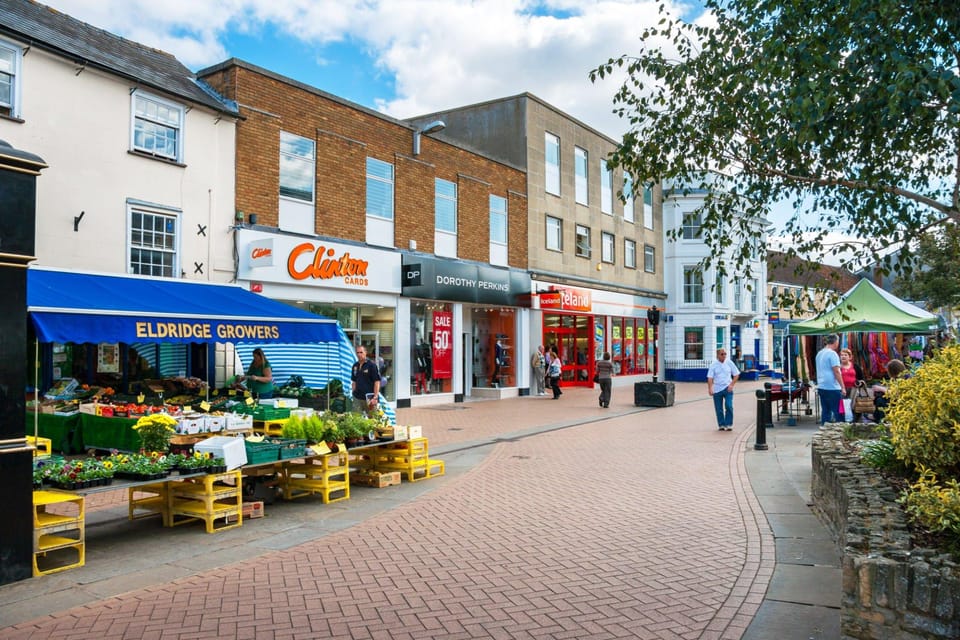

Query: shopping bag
[841,398,853,422]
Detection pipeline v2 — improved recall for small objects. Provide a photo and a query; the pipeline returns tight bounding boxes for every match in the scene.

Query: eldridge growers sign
[401,254,530,306]
[134,321,280,340]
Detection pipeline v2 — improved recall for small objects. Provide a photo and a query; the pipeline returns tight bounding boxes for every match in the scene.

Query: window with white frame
[366,157,394,219]
[643,185,654,229]
[683,266,704,304]
[575,224,591,258]
[600,162,613,214]
[734,277,743,311]
[644,244,655,273]
[546,215,562,251]
[625,239,636,269]
[131,91,185,162]
[750,278,759,312]
[490,195,507,244]
[682,211,701,239]
[129,205,179,277]
[574,147,588,205]
[545,132,560,196]
[715,273,725,305]
[0,40,22,118]
[435,178,457,233]
[623,174,635,223]
[601,232,615,263]
[770,285,779,309]
[279,131,315,202]
[684,327,705,360]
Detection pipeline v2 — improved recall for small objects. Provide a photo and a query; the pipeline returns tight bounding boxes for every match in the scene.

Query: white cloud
[38,0,698,139]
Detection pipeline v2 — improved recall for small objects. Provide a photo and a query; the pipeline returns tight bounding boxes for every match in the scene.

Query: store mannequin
[415,338,431,394]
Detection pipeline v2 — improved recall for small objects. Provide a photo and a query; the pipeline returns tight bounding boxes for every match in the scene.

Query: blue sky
[40,0,709,140]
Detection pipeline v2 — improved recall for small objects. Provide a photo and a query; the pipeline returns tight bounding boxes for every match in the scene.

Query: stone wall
[811,425,960,640]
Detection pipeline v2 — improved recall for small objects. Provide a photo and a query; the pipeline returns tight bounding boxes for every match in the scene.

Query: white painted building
[0,1,239,281]
[662,186,770,381]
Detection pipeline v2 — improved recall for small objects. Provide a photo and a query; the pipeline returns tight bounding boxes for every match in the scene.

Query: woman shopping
[838,348,864,421]
[548,347,563,399]
[240,348,274,399]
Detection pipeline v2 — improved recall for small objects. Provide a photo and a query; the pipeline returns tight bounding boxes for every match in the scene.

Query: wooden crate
[350,471,401,488]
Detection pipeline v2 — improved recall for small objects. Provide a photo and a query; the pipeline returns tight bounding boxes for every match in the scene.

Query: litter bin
[634,381,675,407]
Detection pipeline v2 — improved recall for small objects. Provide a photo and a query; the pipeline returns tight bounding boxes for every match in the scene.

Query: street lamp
[412,120,446,155]
[646,305,661,382]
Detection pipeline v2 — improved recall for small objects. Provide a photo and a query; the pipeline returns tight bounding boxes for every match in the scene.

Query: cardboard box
[392,425,408,441]
[79,402,99,416]
[225,413,253,431]
[194,435,247,470]
[178,416,205,435]
[205,416,226,433]
[259,398,298,408]
[408,425,423,440]
[350,471,401,488]
[225,500,264,524]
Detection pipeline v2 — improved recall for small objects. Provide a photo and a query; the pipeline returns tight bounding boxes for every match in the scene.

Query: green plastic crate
[244,440,281,464]
[253,406,291,421]
[268,438,308,460]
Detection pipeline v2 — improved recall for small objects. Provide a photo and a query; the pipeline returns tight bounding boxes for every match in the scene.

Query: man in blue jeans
[707,348,740,431]
[815,334,845,424]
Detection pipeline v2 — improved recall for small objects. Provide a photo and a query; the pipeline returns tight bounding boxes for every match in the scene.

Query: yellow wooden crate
[27,435,52,457]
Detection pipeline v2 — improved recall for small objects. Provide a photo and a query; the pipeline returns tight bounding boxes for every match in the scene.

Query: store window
[734,277,743,311]
[279,131,315,202]
[410,301,453,395]
[750,278,759,312]
[546,215,562,251]
[643,185,654,229]
[131,91,184,162]
[601,232,615,264]
[490,194,507,244]
[545,132,560,195]
[644,244,656,273]
[715,273,725,305]
[575,146,588,205]
[542,313,592,384]
[472,307,516,388]
[600,162,613,214]
[625,239,636,269]
[575,224,591,258]
[128,205,179,277]
[682,211,702,239]
[366,157,394,219]
[0,39,21,118]
[684,327,705,360]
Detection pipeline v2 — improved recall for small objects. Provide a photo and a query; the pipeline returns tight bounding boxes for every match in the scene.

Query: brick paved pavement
[2,381,779,639]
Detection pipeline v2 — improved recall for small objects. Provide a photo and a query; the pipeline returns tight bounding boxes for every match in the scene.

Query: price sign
[432,311,453,380]
[200,401,211,412]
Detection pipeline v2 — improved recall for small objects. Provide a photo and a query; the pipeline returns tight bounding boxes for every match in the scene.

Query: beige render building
[409,93,665,389]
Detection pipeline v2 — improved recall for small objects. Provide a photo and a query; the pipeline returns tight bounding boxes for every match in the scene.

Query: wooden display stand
[128,482,170,525]
[167,470,243,533]
[282,451,350,503]
[351,438,444,482]
[33,490,85,576]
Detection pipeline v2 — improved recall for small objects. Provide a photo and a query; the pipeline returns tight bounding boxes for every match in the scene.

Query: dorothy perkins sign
[401,254,530,306]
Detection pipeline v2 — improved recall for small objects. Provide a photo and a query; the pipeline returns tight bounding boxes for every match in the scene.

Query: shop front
[533,283,660,387]
[236,229,400,400]
[401,254,531,406]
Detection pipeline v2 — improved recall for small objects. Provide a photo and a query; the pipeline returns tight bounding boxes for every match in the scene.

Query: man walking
[531,345,546,396]
[707,348,739,430]
[815,334,845,424]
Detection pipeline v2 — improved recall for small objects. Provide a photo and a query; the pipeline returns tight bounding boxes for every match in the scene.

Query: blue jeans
[712,387,734,427]
[819,389,843,424]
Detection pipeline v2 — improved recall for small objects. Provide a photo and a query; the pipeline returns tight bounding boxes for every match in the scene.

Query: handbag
[852,381,875,413]
[592,371,600,384]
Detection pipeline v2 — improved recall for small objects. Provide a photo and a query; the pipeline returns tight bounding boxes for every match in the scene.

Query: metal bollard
[754,389,769,450]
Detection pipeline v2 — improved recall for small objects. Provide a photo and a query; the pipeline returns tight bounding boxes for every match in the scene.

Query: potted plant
[178,452,227,474]
[132,412,178,453]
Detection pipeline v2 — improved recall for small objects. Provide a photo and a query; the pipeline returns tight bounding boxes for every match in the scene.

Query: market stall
[26,267,356,452]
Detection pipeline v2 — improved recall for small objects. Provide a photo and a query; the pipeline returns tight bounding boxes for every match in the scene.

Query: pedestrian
[595,351,614,408]
[548,346,563,399]
[351,345,381,415]
[707,347,739,430]
[531,345,546,396]
[240,347,274,399]
[815,334,845,424]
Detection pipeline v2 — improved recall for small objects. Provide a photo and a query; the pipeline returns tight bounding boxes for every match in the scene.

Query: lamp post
[646,305,661,383]
[412,120,446,155]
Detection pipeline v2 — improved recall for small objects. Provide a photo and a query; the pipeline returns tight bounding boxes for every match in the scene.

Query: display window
[411,301,453,394]
[543,313,593,385]
[471,307,516,388]
[606,317,652,376]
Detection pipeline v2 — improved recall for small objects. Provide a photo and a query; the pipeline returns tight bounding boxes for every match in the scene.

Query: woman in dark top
[596,352,615,408]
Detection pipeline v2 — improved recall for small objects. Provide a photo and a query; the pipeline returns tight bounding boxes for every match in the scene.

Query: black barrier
[754,389,769,450]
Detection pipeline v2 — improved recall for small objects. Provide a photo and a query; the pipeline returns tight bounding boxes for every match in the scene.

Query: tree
[592,0,960,311]
[893,221,960,309]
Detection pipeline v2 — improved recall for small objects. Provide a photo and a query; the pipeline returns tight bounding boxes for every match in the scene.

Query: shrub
[886,343,960,477]
[899,467,960,538]
[281,415,306,440]
[859,438,898,470]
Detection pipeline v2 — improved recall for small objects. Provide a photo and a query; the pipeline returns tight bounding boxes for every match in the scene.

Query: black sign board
[401,254,531,306]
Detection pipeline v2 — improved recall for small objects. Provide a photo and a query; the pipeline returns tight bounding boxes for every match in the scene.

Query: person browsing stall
[240,348,274,399]
[351,345,381,414]
[815,334,845,424]
[707,348,740,431]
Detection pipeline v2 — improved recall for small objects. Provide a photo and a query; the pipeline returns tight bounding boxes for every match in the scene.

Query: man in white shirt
[707,348,740,431]
[815,334,845,424]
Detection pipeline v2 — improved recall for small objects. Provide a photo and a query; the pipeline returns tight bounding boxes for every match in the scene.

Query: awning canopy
[788,278,939,335]
[27,268,344,345]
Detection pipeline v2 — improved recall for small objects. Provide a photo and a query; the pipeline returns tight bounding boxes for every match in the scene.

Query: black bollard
[754,389,769,450]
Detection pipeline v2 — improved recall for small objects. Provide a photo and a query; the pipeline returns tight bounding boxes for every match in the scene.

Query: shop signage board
[400,254,531,306]
[238,229,401,294]
[432,311,453,380]
[538,287,592,312]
